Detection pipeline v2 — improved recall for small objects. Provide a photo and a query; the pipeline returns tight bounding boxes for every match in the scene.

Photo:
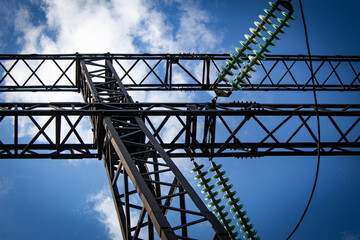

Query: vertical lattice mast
[78,57,230,239]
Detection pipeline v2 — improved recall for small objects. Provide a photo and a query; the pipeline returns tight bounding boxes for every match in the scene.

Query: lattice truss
[0,54,360,239]
[1,54,360,92]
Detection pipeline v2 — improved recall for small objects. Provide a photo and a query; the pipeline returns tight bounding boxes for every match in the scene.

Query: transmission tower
[1,3,360,239]
[1,52,359,239]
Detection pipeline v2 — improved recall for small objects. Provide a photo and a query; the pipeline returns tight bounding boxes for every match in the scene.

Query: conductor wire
[286,0,321,239]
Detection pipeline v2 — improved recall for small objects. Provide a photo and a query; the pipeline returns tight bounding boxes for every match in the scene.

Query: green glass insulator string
[191,161,240,240]
[210,161,260,240]
[231,8,294,91]
[213,0,294,97]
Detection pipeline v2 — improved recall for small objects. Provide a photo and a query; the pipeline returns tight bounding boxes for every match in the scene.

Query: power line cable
[286,0,321,239]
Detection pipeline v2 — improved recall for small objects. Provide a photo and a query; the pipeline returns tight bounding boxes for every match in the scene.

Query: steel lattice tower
[1,53,359,239]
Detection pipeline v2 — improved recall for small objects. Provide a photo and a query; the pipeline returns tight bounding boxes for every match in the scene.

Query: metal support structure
[1,54,360,92]
[0,53,359,239]
[77,57,229,239]
[1,102,359,159]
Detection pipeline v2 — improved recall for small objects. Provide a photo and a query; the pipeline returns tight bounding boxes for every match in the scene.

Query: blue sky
[0,0,360,239]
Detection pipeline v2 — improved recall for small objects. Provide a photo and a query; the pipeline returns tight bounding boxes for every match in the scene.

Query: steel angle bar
[1,54,360,91]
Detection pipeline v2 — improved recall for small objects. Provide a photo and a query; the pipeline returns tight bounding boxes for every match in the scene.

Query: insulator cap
[220,183,233,193]
[225,59,238,70]
[230,53,243,63]
[269,1,281,11]
[245,34,257,44]
[254,21,267,31]
[248,56,261,65]
[240,69,252,78]
[277,17,290,27]
[267,30,280,40]
[217,177,229,186]
[244,63,257,72]
[250,27,262,38]
[198,178,211,186]
[240,41,253,51]
[259,14,272,24]
[235,75,247,84]
[273,24,285,34]
[282,11,295,20]
[258,43,271,53]
[264,8,276,18]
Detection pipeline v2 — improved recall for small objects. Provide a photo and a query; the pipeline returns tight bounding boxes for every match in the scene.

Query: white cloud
[4,2,221,237]
[0,176,13,196]
[342,231,360,240]
[12,0,220,54]
[3,0,221,141]
[88,189,122,240]
[88,188,149,240]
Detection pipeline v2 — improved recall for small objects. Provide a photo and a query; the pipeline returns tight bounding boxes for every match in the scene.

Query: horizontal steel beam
[0,102,359,116]
[1,102,359,159]
[1,54,359,92]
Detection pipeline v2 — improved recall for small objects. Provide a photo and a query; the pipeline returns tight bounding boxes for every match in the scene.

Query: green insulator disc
[245,34,257,44]
[220,183,233,193]
[216,73,229,82]
[282,11,295,20]
[230,203,244,213]
[264,8,276,18]
[240,226,247,233]
[240,41,253,51]
[250,229,258,237]
[259,14,272,24]
[229,225,236,231]
[269,1,281,11]
[244,233,251,239]
[254,21,267,31]
[208,198,222,207]
[277,17,290,27]
[227,197,240,206]
[224,190,237,199]
[235,75,247,84]
[253,50,266,60]
[244,63,257,72]
[230,80,242,91]
[230,53,243,63]
[240,210,247,217]
[198,178,211,186]
[191,163,204,172]
[194,171,208,180]
[230,229,239,237]
[240,69,252,78]
[201,184,215,193]
[226,59,238,70]
[210,162,222,172]
[217,177,229,186]
[273,24,285,34]
[222,218,232,226]
[267,30,280,40]
[217,211,229,220]
[221,65,234,76]
[235,48,248,57]
[248,56,261,66]
[216,72,229,83]
[258,43,271,53]
[262,37,276,46]
[205,191,218,200]
[238,216,251,225]
[212,205,225,214]
[250,27,262,38]
[213,170,226,179]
